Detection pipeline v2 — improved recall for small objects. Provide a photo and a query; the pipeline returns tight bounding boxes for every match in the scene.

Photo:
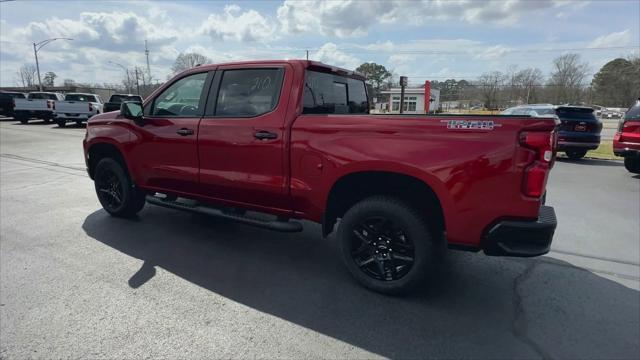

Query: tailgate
[56,101,89,113]
[15,99,49,111]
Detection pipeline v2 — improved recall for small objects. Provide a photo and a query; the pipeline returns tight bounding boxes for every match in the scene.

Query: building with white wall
[380,87,440,114]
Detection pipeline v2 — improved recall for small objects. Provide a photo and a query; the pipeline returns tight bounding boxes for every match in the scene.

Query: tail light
[89,102,93,112]
[519,131,555,198]
[52,101,56,110]
[46,100,52,109]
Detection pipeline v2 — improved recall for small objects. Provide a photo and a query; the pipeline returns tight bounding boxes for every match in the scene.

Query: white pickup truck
[54,93,104,127]
[14,92,64,124]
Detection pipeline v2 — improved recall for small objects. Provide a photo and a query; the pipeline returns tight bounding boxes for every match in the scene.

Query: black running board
[145,195,303,233]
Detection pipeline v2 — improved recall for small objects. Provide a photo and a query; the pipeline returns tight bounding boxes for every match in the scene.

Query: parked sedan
[502,105,602,160]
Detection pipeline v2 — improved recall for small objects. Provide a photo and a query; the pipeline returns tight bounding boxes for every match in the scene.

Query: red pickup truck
[83,60,558,294]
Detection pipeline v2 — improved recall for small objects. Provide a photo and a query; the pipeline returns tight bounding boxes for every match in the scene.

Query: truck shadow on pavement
[82,208,639,359]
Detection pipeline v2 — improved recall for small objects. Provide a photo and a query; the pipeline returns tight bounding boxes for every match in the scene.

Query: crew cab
[614,99,640,174]
[502,104,601,160]
[54,93,104,127]
[14,92,64,124]
[103,94,143,113]
[0,91,26,117]
[83,60,559,294]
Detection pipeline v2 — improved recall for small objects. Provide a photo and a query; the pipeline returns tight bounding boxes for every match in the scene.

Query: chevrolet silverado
[83,60,559,294]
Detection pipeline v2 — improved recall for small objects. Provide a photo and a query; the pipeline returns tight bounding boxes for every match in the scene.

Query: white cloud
[589,30,632,48]
[200,5,277,42]
[277,0,585,38]
[475,45,512,60]
[14,11,178,52]
[311,43,361,69]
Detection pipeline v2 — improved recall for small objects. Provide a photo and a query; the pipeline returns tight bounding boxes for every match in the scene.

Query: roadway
[1,118,638,359]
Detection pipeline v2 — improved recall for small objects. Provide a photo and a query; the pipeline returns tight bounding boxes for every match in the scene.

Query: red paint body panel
[613,120,640,152]
[83,60,558,248]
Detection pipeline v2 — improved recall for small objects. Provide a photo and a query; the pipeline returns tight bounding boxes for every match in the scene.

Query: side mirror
[121,101,144,124]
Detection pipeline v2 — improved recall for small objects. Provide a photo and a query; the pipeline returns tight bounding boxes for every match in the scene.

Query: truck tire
[17,117,28,124]
[565,150,587,160]
[337,196,441,294]
[56,119,66,128]
[94,158,146,217]
[624,156,640,174]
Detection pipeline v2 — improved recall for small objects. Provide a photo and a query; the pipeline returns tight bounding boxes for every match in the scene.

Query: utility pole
[145,40,151,84]
[306,50,309,60]
[32,37,73,91]
[399,76,407,114]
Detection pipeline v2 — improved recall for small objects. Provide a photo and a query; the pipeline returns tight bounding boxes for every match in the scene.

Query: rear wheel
[17,116,28,124]
[337,196,441,294]
[565,149,587,160]
[56,119,66,128]
[94,158,146,217]
[624,156,640,174]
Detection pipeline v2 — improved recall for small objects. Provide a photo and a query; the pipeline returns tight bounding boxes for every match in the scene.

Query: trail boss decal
[442,120,502,130]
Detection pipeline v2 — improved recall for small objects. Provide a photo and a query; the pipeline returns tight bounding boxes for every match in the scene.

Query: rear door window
[303,70,369,114]
[214,68,284,117]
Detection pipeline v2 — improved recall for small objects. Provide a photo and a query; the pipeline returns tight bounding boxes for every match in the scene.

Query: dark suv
[502,105,602,160]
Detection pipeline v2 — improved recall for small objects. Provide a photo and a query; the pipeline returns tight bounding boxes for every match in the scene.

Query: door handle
[254,130,278,140]
[176,128,194,136]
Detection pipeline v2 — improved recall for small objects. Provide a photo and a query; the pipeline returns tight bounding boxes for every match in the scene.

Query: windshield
[64,94,97,102]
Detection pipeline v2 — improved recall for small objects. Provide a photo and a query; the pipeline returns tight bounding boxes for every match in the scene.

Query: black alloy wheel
[338,196,440,294]
[93,158,146,217]
[96,165,125,213]
[350,216,415,281]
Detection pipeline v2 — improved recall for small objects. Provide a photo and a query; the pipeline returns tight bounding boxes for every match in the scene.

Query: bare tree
[477,71,506,109]
[43,71,57,87]
[548,53,589,104]
[16,64,37,88]
[513,68,544,104]
[171,52,210,74]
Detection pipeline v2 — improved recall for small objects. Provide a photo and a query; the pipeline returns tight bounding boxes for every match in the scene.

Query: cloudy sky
[1,0,638,87]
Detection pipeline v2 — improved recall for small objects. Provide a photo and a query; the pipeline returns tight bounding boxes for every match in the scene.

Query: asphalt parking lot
[1,118,638,359]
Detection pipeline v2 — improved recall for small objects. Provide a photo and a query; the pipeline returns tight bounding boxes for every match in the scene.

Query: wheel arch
[87,142,132,182]
[323,171,447,238]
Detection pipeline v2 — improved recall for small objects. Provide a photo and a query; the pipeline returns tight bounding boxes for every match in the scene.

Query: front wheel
[17,117,28,124]
[624,156,640,174]
[565,149,587,160]
[337,196,441,294]
[94,158,146,217]
[56,119,66,128]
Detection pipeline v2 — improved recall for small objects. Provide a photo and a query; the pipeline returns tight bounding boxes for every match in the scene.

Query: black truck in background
[103,94,143,113]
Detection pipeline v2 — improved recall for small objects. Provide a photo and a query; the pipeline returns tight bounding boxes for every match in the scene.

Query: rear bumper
[613,139,640,157]
[557,131,600,150]
[55,113,91,121]
[483,206,557,257]
[14,110,54,119]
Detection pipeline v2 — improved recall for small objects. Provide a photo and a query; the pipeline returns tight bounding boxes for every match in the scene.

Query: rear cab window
[303,70,369,114]
[65,94,97,102]
[28,93,58,100]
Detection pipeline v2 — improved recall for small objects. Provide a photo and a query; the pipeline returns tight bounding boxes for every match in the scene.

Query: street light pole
[32,38,73,91]
[108,61,131,93]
